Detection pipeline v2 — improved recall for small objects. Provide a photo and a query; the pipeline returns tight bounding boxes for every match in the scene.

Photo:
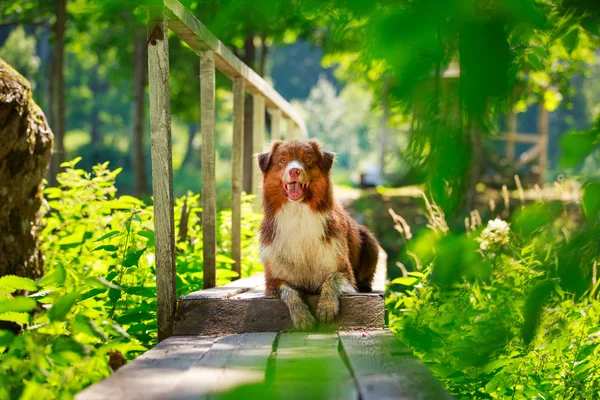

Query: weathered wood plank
[339,331,454,400]
[252,94,265,205]
[271,108,282,141]
[491,132,541,144]
[171,333,277,399]
[163,0,307,137]
[201,49,217,289]
[231,77,245,279]
[76,336,215,400]
[181,272,264,300]
[174,293,384,336]
[147,7,176,341]
[272,333,358,399]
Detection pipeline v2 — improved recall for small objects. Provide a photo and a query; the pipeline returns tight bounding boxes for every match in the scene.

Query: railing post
[289,124,300,140]
[147,7,176,342]
[201,50,217,289]
[231,77,244,279]
[506,111,517,161]
[271,109,282,141]
[537,100,548,184]
[252,95,265,209]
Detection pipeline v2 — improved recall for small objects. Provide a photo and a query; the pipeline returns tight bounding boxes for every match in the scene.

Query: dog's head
[258,139,334,205]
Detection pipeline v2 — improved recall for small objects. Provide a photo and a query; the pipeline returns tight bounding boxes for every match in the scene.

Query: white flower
[478,218,510,252]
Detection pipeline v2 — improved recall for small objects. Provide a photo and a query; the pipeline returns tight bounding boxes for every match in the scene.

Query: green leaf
[123,247,147,268]
[125,286,156,297]
[391,277,418,286]
[522,280,554,344]
[0,311,30,324]
[527,53,543,71]
[80,287,107,301]
[92,245,119,252]
[72,314,106,340]
[562,28,579,54]
[38,264,66,287]
[48,291,79,322]
[0,275,38,292]
[118,195,146,206]
[560,130,598,167]
[95,230,121,242]
[216,254,236,264]
[0,329,15,347]
[0,297,37,313]
[582,181,600,220]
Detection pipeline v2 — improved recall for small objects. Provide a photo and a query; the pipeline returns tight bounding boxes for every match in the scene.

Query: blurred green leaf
[0,297,37,313]
[582,181,600,220]
[48,292,79,322]
[0,275,38,293]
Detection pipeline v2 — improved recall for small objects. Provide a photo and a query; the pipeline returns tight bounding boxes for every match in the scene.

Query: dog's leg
[317,272,355,324]
[280,283,316,330]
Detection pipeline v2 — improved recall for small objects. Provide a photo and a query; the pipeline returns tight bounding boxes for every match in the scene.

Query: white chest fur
[261,202,343,292]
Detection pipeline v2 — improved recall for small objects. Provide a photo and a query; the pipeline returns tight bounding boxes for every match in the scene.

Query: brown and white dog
[257,139,379,330]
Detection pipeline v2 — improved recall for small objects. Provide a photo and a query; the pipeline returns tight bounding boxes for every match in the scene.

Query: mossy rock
[0,58,53,279]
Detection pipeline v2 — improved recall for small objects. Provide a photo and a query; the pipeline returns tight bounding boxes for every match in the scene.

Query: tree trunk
[242,36,255,193]
[48,0,66,185]
[133,26,148,197]
[0,59,53,279]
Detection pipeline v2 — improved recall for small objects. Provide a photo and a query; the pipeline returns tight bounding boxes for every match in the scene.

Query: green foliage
[388,187,600,398]
[0,160,262,398]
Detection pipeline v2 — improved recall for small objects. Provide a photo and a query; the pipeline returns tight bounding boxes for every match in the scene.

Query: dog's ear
[257,152,271,173]
[309,139,335,172]
[320,151,335,172]
[257,140,283,173]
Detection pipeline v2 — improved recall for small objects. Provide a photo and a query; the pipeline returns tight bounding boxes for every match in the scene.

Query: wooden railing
[490,102,549,178]
[146,0,307,341]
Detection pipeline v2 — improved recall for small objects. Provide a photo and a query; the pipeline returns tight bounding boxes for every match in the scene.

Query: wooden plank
[271,333,358,399]
[201,49,217,289]
[231,77,244,279]
[491,132,540,144]
[174,292,384,336]
[271,108,282,141]
[163,0,307,138]
[181,273,265,300]
[252,94,265,206]
[339,331,453,400]
[147,7,176,341]
[76,336,215,400]
[171,333,277,399]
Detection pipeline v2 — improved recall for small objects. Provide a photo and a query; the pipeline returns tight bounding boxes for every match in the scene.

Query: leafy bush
[388,191,600,398]
[0,159,262,398]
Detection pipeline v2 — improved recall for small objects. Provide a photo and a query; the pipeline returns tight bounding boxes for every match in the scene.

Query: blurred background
[3,0,597,204]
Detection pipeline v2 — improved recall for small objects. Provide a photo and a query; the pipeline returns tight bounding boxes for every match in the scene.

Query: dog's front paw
[290,309,316,331]
[317,297,340,324]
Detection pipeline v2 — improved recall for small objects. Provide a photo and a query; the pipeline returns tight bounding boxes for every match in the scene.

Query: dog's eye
[303,157,310,163]
[280,158,286,164]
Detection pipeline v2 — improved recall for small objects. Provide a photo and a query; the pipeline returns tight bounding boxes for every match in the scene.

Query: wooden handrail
[146,2,307,341]
[163,0,307,138]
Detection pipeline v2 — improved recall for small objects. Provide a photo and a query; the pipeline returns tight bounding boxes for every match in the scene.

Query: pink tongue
[288,182,303,201]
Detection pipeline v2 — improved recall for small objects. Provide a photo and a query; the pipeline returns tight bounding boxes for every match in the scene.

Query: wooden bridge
[77,1,451,398]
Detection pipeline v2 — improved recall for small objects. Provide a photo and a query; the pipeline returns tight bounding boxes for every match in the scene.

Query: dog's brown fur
[257,139,379,329]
